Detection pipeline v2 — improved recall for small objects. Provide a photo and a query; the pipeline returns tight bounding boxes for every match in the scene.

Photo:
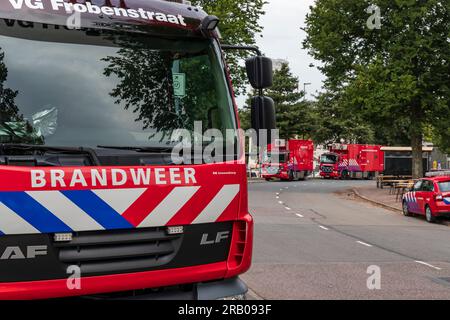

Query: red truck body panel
[262,140,314,181]
[320,144,384,179]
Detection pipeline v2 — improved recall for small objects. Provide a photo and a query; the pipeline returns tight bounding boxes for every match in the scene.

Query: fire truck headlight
[54,233,73,242]
[167,226,184,235]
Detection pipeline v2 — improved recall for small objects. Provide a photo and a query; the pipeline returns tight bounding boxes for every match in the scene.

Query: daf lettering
[0,246,48,260]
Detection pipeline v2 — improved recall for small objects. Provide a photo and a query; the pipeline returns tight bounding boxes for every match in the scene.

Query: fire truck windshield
[0,26,236,151]
[320,154,338,164]
[265,153,287,163]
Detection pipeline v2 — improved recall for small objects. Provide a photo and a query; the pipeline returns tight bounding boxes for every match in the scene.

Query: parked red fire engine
[0,0,276,300]
[319,144,384,179]
[262,139,314,181]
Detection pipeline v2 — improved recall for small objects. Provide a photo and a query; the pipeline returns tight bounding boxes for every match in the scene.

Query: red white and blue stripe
[0,185,240,235]
[403,191,419,212]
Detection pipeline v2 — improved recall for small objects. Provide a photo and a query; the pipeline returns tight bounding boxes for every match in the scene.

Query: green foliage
[265,63,311,139]
[303,0,450,176]
[310,91,376,146]
[191,0,267,95]
[239,63,318,140]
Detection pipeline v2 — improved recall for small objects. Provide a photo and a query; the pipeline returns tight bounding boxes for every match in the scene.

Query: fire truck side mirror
[245,56,273,89]
[251,96,276,144]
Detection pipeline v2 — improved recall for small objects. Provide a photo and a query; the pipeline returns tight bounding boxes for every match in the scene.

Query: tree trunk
[411,129,423,179]
[409,96,424,179]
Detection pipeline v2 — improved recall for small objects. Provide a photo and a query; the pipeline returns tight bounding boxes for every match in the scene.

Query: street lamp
[303,82,312,101]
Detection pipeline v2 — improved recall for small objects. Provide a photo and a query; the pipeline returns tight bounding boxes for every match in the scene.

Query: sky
[238,0,325,105]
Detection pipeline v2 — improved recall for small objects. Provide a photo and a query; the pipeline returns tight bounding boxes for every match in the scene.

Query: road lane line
[278,201,284,205]
[356,241,373,247]
[319,225,329,231]
[415,261,442,270]
[296,214,304,218]
[285,207,291,211]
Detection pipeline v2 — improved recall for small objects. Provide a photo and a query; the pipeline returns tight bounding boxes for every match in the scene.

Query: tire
[341,170,349,180]
[288,170,294,181]
[425,206,436,223]
[298,171,306,181]
[402,201,411,217]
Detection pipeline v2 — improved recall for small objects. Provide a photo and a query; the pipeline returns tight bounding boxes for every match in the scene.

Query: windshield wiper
[0,144,101,166]
[97,145,173,153]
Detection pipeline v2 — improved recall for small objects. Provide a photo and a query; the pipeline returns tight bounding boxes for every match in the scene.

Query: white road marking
[356,241,373,247]
[278,201,284,205]
[276,196,280,199]
[415,261,442,270]
[319,225,329,231]
[296,214,304,218]
[285,207,291,211]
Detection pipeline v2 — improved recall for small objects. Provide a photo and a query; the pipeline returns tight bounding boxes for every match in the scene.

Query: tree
[265,63,305,139]
[310,91,376,146]
[303,0,450,178]
[191,0,267,95]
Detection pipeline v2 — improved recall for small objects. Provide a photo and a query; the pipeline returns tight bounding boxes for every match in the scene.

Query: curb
[352,188,402,213]
[246,287,264,300]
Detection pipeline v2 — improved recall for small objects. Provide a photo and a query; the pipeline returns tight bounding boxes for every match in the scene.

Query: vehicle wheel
[341,170,349,180]
[298,171,306,181]
[402,201,411,217]
[288,170,294,181]
[425,206,436,223]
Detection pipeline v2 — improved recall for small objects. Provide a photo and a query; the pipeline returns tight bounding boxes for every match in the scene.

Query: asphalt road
[242,179,450,300]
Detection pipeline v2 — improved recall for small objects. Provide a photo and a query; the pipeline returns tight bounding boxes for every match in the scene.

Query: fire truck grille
[322,166,333,173]
[54,228,182,276]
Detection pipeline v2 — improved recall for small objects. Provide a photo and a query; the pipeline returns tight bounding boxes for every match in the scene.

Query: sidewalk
[353,184,402,212]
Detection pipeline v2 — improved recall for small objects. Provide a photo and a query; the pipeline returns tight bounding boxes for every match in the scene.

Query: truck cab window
[0,27,236,151]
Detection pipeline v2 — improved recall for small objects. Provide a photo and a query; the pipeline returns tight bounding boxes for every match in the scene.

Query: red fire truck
[0,0,275,300]
[262,139,314,181]
[319,144,384,179]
